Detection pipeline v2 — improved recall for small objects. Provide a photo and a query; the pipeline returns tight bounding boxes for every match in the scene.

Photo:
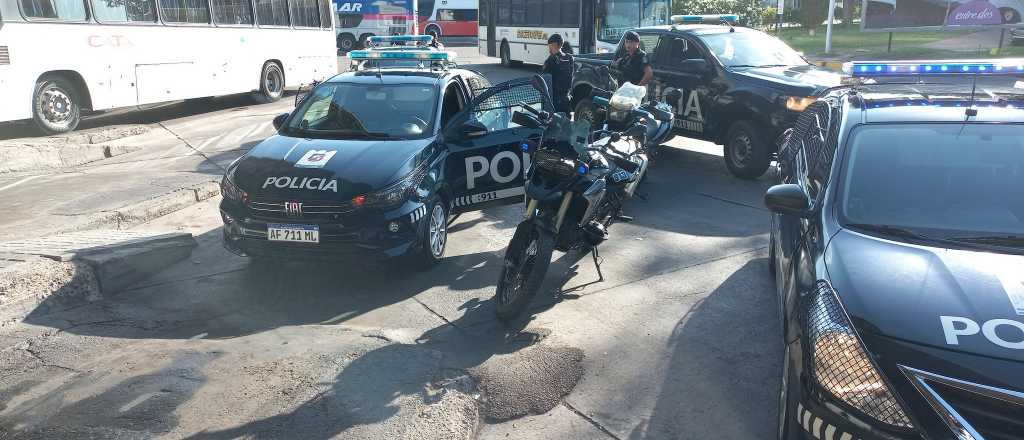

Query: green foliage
[673,0,766,28]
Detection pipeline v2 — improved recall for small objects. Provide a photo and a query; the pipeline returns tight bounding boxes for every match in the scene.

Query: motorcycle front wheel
[494,221,554,321]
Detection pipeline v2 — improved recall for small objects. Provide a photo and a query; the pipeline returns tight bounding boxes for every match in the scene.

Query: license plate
[267,224,319,243]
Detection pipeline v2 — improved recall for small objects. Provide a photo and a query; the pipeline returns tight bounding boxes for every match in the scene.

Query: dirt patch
[0,258,99,327]
[470,344,585,422]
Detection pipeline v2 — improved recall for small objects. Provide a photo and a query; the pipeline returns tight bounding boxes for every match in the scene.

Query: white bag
[609,82,647,111]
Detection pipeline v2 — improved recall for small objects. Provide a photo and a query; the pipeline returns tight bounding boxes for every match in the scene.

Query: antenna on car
[965,72,979,118]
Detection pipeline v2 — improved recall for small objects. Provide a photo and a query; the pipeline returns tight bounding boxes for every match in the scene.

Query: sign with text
[862,0,1024,30]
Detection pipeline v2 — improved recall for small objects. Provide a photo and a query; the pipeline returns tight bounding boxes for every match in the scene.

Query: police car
[768,60,1024,440]
[220,36,547,267]
[572,14,842,179]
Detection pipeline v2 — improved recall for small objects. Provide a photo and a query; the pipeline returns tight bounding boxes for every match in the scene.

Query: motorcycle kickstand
[591,246,605,282]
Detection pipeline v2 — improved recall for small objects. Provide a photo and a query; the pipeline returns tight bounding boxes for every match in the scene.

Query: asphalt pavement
[0,46,781,439]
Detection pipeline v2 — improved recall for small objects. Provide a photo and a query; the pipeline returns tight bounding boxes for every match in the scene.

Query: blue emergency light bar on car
[349,49,455,62]
[368,35,434,45]
[670,14,739,24]
[845,59,1024,76]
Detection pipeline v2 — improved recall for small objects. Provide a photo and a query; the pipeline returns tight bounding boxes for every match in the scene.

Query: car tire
[337,33,357,52]
[252,62,284,104]
[32,75,82,135]
[573,97,596,127]
[411,199,448,269]
[500,41,511,67]
[724,120,771,180]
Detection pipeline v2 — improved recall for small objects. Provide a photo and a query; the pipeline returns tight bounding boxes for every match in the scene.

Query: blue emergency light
[368,35,434,45]
[845,59,1024,76]
[670,14,739,24]
[349,49,455,62]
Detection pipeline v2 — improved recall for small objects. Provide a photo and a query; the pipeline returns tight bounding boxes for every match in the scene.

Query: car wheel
[32,75,81,135]
[500,41,511,67]
[412,200,448,269]
[573,97,596,127]
[724,120,771,180]
[1002,7,1021,23]
[337,33,357,52]
[426,26,441,42]
[252,62,284,104]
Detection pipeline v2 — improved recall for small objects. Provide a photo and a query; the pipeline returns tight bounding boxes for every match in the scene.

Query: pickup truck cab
[571,19,842,179]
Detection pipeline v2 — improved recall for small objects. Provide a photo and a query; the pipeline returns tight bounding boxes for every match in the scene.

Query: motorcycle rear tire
[495,221,554,322]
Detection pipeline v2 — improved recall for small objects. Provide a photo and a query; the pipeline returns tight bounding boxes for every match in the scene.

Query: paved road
[0,47,782,439]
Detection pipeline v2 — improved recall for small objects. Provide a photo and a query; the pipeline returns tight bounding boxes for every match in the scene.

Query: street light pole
[824,0,837,54]
[412,0,419,35]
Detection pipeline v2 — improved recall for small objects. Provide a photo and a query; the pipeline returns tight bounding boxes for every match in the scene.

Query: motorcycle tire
[495,221,554,321]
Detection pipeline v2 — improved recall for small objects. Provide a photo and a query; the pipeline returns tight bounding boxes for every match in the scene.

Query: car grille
[901,366,1024,440]
[247,199,353,222]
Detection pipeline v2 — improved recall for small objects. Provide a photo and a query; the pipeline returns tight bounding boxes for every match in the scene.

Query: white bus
[0,0,336,134]
[478,0,671,66]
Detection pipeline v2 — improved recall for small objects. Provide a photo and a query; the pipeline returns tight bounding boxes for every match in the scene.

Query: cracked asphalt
[0,47,781,439]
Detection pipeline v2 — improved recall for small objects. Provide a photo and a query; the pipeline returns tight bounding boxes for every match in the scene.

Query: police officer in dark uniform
[613,31,653,87]
[542,33,574,114]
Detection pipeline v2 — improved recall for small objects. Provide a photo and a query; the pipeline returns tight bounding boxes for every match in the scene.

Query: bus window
[211,0,254,25]
[256,0,289,26]
[338,13,361,28]
[159,0,211,24]
[20,0,87,20]
[289,0,319,27]
[319,0,331,28]
[510,0,524,26]
[525,0,541,26]
[561,0,579,26]
[92,0,157,22]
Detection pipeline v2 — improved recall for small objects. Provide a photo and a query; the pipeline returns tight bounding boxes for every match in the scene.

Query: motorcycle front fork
[523,191,574,234]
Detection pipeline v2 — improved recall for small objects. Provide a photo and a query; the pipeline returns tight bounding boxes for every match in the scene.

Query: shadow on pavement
[627,258,782,439]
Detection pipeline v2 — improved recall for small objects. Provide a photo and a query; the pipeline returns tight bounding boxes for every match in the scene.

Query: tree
[842,0,854,28]
[799,0,828,29]
[673,0,765,29]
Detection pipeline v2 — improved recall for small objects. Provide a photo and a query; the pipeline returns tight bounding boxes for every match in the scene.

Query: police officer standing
[614,31,653,87]
[542,33,574,114]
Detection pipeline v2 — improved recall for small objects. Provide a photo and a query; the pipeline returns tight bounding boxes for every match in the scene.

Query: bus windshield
[598,0,671,45]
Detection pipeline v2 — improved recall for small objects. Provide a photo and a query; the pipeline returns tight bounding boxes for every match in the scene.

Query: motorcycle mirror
[530,74,555,112]
[511,111,542,129]
[664,88,684,105]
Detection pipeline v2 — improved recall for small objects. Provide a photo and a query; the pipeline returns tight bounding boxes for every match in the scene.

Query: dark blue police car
[220,37,548,267]
[769,60,1024,440]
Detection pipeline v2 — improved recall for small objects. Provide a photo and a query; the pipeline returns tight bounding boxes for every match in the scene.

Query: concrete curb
[0,231,196,326]
[59,180,222,235]
[0,143,137,174]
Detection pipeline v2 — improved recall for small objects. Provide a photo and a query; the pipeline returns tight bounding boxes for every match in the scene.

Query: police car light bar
[845,59,1024,76]
[349,49,455,62]
[670,14,739,24]
[368,35,434,45]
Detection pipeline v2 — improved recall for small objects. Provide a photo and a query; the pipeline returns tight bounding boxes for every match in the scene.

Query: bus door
[481,0,496,56]
[441,78,546,213]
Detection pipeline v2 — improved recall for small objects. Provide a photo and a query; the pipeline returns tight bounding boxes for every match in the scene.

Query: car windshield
[839,123,1024,242]
[699,31,808,68]
[285,82,438,139]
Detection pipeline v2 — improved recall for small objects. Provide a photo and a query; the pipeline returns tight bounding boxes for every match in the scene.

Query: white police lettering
[682,90,704,122]
[940,316,1024,349]
[262,177,339,192]
[337,2,361,12]
[465,152,531,190]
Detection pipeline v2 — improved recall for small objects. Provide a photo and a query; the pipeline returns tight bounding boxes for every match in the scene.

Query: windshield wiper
[948,235,1024,248]
[846,223,936,242]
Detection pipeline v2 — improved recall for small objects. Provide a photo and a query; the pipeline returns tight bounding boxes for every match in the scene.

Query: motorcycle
[585,84,681,157]
[493,76,654,321]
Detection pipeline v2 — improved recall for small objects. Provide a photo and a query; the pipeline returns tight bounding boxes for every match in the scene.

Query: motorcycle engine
[583,221,608,246]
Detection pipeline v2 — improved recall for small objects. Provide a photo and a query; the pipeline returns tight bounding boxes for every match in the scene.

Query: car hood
[730,64,843,95]
[229,134,432,201]
[826,229,1024,363]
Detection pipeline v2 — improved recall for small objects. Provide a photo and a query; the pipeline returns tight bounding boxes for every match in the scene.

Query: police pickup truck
[571,15,842,179]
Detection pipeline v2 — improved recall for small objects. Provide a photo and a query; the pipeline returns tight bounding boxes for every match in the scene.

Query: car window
[286,82,438,139]
[660,37,704,67]
[839,123,1024,238]
[440,82,466,128]
[616,33,661,59]
[699,30,807,68]
[466,81,545,132]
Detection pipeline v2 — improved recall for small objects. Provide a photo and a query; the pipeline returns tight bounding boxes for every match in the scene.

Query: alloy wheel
[428,204,447,257]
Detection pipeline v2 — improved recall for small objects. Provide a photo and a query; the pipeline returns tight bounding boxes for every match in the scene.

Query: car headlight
[357,162,429,208]
[785,96,817,112]
[221,175,247,203]
[804,281,914,429]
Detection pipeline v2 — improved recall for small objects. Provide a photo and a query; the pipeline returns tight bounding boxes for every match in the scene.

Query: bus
[418,0,477,40]
[0,0,336,134]
[335,0,412,52]
[478,0,671,66]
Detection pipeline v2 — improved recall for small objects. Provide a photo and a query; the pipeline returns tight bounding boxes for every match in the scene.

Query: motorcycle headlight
[360,162,429,207]
[804,281,914,429]
[221,175,247,203]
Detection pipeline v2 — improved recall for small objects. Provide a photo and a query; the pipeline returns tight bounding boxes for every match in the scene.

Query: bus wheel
[253,62,284,104]
[426,25,441,42]
[500,42,512,67]
[337,33,357,52]
[32,75,81,135]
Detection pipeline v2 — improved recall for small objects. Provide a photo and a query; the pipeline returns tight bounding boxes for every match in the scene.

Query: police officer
[542,33,574,114]
[614,31,653,87]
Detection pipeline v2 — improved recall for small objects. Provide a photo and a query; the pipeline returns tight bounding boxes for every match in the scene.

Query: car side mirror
[272,113,289,131]
[680,59,710,74]
[764,184,812,218]
[664,88,683,105]
[459,119,488,138]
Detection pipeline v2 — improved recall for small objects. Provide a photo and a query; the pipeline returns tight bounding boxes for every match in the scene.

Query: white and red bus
[334,0,412,51]
[418,0,477,40]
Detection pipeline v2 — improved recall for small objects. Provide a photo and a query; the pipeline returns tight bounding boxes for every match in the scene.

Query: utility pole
[412,0,419,35]
[824,0,837,54]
